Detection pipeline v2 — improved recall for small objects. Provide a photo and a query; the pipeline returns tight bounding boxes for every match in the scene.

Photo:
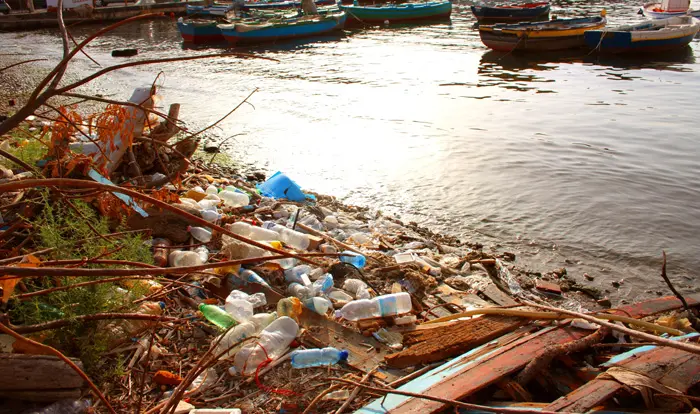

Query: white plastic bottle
[205,184,219,195]
[224,293,254,323]
[198,199,220,211]
[232,316,299,376]
[303,297,332,315]
[290,347,348,368]
[229,222,279,241]
[212,321,257,359]
[264,222,310,250]
[334,292,412,321]
[195,246,209,263]
[288,282,312,300]
[188,226,212,243]
[250,312,277,332]
[169,250,203,267]
[343,279,371,300]
[201,210,223,223]
[220,190,250,208]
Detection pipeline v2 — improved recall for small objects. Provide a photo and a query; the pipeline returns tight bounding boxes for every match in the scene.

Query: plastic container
[250,312,277,332]
[205,184,218,195]
[239,269,269,286]
[224,294,254,323]
[288,282,311,300]
[169,250,203,267]
[221,239,271,261]
[319,243,338,254]
[104,301,164,345]
[256,171,307,202]
[277,297,303,321]
[195,246,209,263]
[227,290,267,308]
[199,303,237,329]
[290,347,348,369]
[229,221,279,241]
[198,199,220,211]
[334,292,412,321]
[343,279,371,300]
[311,274,334,296]
[284,265,312,286]
[152,238,171,267]
[212,321,256,359]
[328,289,354,302]
[339,251,366,269]
[201,210,223,223]
[220,190,249,208]
[264,222,310,250]
[303,297,332,315]
[188,226,212,243]
[232,316,299,376]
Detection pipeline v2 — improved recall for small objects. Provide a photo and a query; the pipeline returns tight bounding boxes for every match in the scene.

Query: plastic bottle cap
[339,350,349,361]
[157,301,166,310]
[187,225,192,232]
[334,310,342,319]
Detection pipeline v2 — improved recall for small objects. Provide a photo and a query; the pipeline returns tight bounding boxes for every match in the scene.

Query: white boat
[638,0,699,18]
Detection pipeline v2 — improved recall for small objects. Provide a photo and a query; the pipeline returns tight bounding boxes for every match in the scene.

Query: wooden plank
[357,326,589,414]
[479,282,518,306]
[545,335,700,412]
[609,293,700,318]
[385,316,525,368]
[0,354,85,391]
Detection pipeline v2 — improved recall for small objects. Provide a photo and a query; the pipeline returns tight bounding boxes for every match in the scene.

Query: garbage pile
[1,85,699,414]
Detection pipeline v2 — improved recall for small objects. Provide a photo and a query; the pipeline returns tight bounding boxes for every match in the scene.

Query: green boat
[340,0,452,25]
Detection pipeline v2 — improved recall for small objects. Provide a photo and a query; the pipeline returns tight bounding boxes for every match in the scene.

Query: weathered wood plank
[0,354,85,391]
[479,282,518,306]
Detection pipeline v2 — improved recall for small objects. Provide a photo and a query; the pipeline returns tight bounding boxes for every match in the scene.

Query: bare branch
[188,88,258,140]
[0,59,48,74]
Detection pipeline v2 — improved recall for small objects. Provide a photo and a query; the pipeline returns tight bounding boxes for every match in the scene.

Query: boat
[585,15,699,53]
[478,13,606,52]
[218,11,347,44]
[340,0,452,25]
[241,0,336,10]
[177,17,226,43]
[186,4,234,17]
[470,2,550,23]
[639,0,694,18]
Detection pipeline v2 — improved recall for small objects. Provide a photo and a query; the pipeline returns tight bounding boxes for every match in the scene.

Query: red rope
[252,342,301,397]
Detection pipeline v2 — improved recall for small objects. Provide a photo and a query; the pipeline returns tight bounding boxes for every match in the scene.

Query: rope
[251,341,302,396]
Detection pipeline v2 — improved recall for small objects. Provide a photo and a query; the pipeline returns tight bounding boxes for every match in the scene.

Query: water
[2,1,699,302]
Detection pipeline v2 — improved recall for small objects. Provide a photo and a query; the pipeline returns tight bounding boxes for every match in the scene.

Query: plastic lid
[157,301,166,310]
[339,350,349,361]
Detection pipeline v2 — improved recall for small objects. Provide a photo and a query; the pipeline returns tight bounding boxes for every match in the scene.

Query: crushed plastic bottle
[343,278,371,300]
[232,316,299,376]
[198,198,220,211]
[212,321,256,359]
[250,312,277,332]
[195,246,209,263]
[284,265,312,286]
[168,250,203,267]
[103,301,164,345]
[199,303,237,329]
[328,289,354,302]
[323,389,350,401]
[277,297,303,321]
[319,243,338,254]
[339,251,366,268]
[303,297,332,315]
[188,226,212,243]
[287,282,312,300]
[227,290,267,308]
[311,274,334,296]
[224,294,254,323]
[334,292,412,321]
[290,347,348,368]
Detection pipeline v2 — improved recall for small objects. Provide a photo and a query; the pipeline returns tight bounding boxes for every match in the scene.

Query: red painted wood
[612,293,700,319]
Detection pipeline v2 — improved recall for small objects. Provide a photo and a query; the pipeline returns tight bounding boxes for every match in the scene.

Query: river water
[2,0,699,302]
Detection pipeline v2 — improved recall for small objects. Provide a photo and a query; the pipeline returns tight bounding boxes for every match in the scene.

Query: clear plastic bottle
[277,297,303,321]
[334,292,412,321]
[199,303,237,329]
[290,347,348,368]
[168,250,203,267]
[104,301,164,344]
[328,289,354,302]
[188,226,212,243]
[201,209,223,223]
[205,184,219,195]
[288,282,312,300]
[311,274,334,296]
[198,199,220,211]
[212,321,256,359]
[232,316,299,376]
[228,222,279,241]
[221,239,271,260]
[303,297,332,315]
[284,265,312,286]
[343,278,371,300]
[339,251,366,268]
[226,290,267,308]
[323,215,339,230]
[195,246,209,263]
[220,190,250,207]
[264,222,310,250]
[224,294,254,323]
[239,268,269,286]
[250,312,277,332]
[319,243,338,254]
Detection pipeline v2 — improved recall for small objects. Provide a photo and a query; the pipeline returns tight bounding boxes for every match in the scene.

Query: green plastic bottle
[199,303,237,330]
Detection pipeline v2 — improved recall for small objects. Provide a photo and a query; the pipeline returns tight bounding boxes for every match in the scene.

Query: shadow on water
[181,31,350,53]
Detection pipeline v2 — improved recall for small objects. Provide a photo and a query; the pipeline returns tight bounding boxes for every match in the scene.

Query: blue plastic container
[256,171,314,202]
[339,251,367,269]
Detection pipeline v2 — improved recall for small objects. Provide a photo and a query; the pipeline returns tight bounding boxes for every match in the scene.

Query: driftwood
[0,354,86,393]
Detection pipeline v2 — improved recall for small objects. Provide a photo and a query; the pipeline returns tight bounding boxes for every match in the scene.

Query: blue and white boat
[585,15,700,53]
[219,11,346,44]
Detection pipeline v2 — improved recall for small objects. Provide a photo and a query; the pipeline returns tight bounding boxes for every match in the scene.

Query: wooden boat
[186,0,335,15]
[177,17,225,43]
[218,11,346,44]
[478,14,606,52]
[186,4,234,17]
[639,0,693,18]
[585,15,699,53]
[470,2,550,23]
[340,0,452,25]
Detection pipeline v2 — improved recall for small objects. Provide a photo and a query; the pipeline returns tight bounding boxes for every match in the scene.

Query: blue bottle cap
[339,350,349,361]
[157,301,166,310]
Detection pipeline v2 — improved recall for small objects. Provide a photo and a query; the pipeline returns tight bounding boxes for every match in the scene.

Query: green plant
[0,127,48,170]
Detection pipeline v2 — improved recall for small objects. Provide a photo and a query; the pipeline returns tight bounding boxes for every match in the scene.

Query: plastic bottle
[323,215,339,230]
[284,265,312,286]
[195,246,209,263]
[224,293,254,323]
[121,279,162,295]
[205,184,219,195]
[250,312,277,332]
[229,221,279,241]
[287,282,311,300]
[334,292,412,321]
[152,238,171,267]
[277,297,303,321]
[104,301,164,344]
[201,209,223,223]
[239,268,269,286]
[311,274,334,296]
[323,389,350,401]
[290,347,348,368]
[220,190,250,207]
[339,251,366,268]
[168,250,203,267]
[198,199,220,211]
[264,222,310,250]
[199,303,237,329]
[303,297,332,315]
[203,193,221,202]
[343,278,371,300]
[188,226,212,243]
[212,321,256,359]
[232,316,299,376]
[30,399,92,414]
[319,243,338,254]
[328,289,354,302]
[227,290,267,308]
[221,239,271,261]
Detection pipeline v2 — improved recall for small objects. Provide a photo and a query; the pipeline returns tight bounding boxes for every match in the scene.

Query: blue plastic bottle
[339,251,366,269]
[311,273,334,295]
[290,347,349,368]
[240,269,269,286]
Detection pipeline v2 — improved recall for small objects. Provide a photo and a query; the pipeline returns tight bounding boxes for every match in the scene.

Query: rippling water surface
[3,0,700,301]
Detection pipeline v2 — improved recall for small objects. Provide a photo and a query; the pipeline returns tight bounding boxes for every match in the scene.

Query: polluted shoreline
[2,20,700,413]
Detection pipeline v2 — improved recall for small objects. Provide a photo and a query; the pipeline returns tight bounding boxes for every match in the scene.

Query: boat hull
[220,13,346,44]
[242,0,336,9]
[177,20,224,43]
[640,2,689,18]
[341,1,452,24]
[585,17,700,53]
[479,30,588,51]
[471,3,550,23]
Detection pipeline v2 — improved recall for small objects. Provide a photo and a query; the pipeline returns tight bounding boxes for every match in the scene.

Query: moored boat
[242,0,336,10]
[478,13,606,52]
[177,17,225,43]
[470,2,550,23]
[186,4,234,17]
[218,11,346,44]
[639,0,692,18]
[340,0,452,25]
[585,15,699,53]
